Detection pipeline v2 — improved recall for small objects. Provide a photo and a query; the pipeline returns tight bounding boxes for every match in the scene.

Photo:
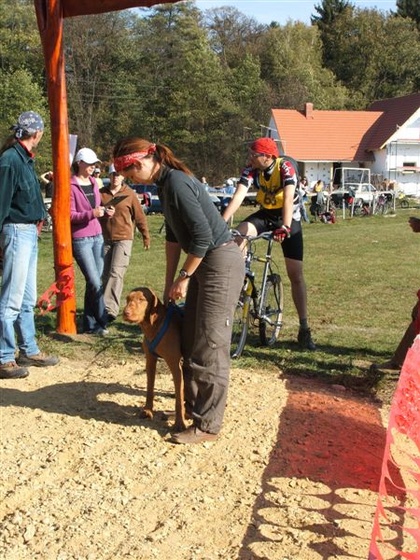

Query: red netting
[369,336,420,560]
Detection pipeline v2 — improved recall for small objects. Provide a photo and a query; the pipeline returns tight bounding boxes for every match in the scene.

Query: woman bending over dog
[113,138,244,444]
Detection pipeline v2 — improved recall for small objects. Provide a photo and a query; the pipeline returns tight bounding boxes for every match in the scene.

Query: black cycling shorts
[245,208,303,261]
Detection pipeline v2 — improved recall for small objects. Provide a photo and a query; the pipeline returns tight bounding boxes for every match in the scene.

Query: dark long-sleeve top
[156,167,231,258]
[0,142,46,228]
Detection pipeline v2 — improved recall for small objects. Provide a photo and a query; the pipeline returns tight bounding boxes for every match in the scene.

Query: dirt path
[1,356,388,559]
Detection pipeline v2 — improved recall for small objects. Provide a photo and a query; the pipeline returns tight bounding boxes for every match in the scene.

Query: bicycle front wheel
[231,289,250,358]
[259,273,283,346]
[400,199,409,209]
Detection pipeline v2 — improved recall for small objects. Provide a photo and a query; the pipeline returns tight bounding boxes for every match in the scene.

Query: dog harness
[145,302,183,358]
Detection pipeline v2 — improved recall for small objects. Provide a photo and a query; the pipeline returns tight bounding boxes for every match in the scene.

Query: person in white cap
[0,111,59,379]
[93,167,104,189]
[70,147,113,335]
[99,164,150,321]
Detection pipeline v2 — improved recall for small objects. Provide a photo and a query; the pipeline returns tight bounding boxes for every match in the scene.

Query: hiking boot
[170,426,218,444]
[298,327,316,351]
[0,361,29,379]
[17,352,59,368]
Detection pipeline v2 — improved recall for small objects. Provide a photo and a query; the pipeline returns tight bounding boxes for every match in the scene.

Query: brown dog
[123,287,187,432]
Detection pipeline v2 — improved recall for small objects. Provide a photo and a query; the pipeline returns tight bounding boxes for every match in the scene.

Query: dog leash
[146,302,183,357]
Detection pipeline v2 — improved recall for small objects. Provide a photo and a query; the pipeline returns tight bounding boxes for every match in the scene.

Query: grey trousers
[181,242,245,434]
[103,239,133,317]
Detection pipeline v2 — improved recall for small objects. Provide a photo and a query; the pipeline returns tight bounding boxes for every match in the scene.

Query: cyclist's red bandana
[250,138,279,158]
[113,144,156,172]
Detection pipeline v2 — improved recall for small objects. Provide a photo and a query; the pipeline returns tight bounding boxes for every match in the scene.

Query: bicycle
[230,231,284,358]
[396,192,410,209]
[373,192,392,215]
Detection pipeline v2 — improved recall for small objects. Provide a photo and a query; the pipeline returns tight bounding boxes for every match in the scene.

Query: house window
[403,162,416,168]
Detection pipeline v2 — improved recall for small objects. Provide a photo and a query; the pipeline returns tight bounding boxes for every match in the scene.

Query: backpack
[280,155,300,204]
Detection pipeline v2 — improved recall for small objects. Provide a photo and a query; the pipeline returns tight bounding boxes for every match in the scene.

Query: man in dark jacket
[0,111,59,379]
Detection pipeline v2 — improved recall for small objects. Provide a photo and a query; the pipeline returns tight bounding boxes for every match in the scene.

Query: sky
[194,0,397,25]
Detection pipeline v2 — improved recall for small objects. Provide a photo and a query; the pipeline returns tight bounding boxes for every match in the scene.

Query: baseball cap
[75,148,100,165]
[108,164,117,175]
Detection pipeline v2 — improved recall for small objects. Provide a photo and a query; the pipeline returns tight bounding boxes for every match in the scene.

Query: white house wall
[301,162,331,189]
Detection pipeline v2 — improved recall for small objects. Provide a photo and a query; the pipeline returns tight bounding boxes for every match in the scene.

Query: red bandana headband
[113,144,156,173]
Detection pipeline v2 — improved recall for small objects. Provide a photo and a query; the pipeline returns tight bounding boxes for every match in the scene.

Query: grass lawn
[36,207,419,402]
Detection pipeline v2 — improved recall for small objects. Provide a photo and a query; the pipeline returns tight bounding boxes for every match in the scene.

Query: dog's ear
[142,287,161,326]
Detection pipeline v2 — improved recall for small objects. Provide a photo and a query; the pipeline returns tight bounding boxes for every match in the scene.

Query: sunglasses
[249,152,266,158]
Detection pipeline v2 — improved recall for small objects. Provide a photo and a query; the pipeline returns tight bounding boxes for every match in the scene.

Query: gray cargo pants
[181,241,244,434]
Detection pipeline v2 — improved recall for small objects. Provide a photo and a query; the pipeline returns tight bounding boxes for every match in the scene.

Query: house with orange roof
[267,92,420,195]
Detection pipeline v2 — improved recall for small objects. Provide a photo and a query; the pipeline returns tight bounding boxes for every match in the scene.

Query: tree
[0,69,49,172]
[64,11,137,160]
[394,0,420,28]
[0,0,45,82]
[311,0,354,68]
[258,22,350,110]
[204,5,266,69]
[311,0,353,25]
[323,8,420,105]
[120,2,246,181]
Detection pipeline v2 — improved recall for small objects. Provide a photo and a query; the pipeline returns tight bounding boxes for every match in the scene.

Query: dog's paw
[173,421,188,432]
[139,408,154,420]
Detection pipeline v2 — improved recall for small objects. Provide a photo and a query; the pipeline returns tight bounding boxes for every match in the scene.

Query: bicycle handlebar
[230,230,273,242]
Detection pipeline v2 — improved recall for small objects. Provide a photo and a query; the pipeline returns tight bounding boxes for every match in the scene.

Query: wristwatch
[179,268,191,279]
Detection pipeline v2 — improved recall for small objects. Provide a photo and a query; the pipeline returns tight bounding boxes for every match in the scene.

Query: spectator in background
[100,164,151,322]
[299,176,310,223]
[372,216,420,372]
[70,148,111,335]
[40,170,54,198]
[93,167,104,189]
[0,111,59,379]
[201,176,209,191]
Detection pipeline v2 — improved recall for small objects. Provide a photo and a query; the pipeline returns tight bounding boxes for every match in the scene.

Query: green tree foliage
[0,0,44,81]
[322,8,420,105]
[311,0,354,68]
[0,0,418,183]
[258,23,350,110]
[64,11,138,161]
[395,0,420,28]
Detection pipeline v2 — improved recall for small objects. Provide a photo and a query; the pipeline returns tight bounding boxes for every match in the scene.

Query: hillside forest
[1,0,419,183]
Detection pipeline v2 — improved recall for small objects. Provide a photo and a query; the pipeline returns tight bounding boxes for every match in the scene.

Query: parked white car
[330,183,379,205]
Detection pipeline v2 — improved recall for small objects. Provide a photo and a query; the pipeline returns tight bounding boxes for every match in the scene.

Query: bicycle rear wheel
[231,288,250,358]
[259,273,283,346]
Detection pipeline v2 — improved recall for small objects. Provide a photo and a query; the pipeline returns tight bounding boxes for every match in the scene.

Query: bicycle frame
[231,231,283,358]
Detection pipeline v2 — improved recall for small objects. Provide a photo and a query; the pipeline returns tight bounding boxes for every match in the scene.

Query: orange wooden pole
[35,0,77,334]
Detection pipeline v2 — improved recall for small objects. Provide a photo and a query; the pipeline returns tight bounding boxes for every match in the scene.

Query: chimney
[305,102,314,119]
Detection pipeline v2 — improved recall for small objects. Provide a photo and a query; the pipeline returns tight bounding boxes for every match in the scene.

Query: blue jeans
[0,223,40,363]
[72,235,108,332]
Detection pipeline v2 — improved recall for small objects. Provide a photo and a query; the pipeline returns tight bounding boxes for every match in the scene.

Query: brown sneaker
[17,352,59,368]
[170,425,218,444]
[0,361,29,379]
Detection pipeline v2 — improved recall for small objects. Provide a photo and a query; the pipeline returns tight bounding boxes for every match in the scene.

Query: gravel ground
[1,354,388,560]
